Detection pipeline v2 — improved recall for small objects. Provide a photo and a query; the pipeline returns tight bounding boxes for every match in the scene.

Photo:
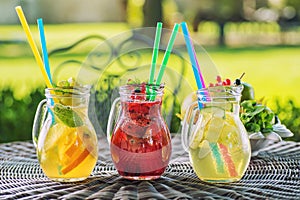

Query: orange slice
[61,131,93,175]
[65,133,83,158]
[61,145,92,175]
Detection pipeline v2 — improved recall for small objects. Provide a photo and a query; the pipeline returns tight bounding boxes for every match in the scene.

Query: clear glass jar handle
[32,99,48,148]
[181,101,199,152]
[106,97,121,144]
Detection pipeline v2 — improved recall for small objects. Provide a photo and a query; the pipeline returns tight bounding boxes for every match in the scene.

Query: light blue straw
[37,18,52,84]
[37,18,54,122]
[181,22,204,89]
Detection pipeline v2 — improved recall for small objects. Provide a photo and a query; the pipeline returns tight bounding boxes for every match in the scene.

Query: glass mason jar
[32,86,98,182]
[181,85,251,183]
[107,84,172,180]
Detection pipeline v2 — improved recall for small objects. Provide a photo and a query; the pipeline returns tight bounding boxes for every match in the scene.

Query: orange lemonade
[33,83,98,182]
[37,105,98,182]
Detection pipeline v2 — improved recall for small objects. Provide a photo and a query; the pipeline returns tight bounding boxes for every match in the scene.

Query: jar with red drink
[107,83,171,180]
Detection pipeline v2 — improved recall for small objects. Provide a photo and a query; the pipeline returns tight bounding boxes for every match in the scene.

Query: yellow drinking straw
[15,6,52,89]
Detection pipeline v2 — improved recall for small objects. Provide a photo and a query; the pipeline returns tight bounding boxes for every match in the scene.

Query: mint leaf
[240,100,275,134]
[53,104,83,127]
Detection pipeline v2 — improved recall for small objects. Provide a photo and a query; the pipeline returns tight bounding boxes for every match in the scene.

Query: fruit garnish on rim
[127,79,147,100]
[52,77,86,127]
[126,79,162,101]
[209,75,232,87]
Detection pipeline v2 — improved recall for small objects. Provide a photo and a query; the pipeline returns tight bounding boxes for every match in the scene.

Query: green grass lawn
[1,23,300,142]
[1,23,300,108]
[206,46,300,108]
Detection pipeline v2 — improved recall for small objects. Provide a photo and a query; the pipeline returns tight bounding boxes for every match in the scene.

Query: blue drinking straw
[181,22,205,89]
[37,18,55,123]
[37,18,52,85]
[181,22,208,108]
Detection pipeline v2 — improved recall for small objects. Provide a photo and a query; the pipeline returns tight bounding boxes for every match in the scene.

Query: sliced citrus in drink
[189,114,211,149]
[43,123,71,152]
[61,146,92,175]
[60,127,94,175]
[198,140,211,159]
[64,131,84,158]
[205,116,225,143]
[200,106,225,118]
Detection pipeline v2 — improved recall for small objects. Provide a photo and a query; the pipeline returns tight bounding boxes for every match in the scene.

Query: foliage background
[1,0,300,143]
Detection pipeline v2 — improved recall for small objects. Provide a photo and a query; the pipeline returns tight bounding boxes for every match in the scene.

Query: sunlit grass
[1,23,299,108]
[205,46,300,108]
[0,23,130,52]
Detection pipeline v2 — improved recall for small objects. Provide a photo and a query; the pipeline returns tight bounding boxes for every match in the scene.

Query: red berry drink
[109,84,171,180]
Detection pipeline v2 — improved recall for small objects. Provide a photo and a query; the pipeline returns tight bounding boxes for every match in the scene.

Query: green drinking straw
[149,22,162,85]
[147,22,162,100]
[155,23,180,85]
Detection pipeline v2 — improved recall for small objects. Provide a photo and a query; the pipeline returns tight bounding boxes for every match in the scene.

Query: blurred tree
[143,0,163,27]
[192,0,245,46]
[278,0,300,25]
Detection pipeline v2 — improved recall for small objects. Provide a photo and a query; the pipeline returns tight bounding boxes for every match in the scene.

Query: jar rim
[119,83,165,96]
[197,85,243,97]
[45,85,91,98]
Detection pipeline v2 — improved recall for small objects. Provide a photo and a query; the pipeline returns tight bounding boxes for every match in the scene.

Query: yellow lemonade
[189,107,251,182]
[37,107,98,182]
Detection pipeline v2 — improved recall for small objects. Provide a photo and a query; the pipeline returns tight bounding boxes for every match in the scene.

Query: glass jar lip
[197,85,243,97]
[45,85,91,98]
[119,83,165,96]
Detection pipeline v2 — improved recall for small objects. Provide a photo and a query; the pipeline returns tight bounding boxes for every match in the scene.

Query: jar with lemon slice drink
[32,83,98,182]
[181,85,251,183]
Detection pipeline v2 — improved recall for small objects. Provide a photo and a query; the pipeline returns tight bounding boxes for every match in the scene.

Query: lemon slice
[200,106,225,118]
[43,123,71,151]
[205,116,225,142]
[189,114,211,149]
[189,117,204,149]
[198,140,211,159]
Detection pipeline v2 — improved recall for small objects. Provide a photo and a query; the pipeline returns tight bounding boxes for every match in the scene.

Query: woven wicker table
[1,135,299,200]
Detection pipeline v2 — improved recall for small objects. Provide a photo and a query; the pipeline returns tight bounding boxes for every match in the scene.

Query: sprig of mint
[53,104,83,127]
[240,100,275,134]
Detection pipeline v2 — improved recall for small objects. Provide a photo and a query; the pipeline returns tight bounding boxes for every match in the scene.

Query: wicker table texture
[1,135,300,200]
